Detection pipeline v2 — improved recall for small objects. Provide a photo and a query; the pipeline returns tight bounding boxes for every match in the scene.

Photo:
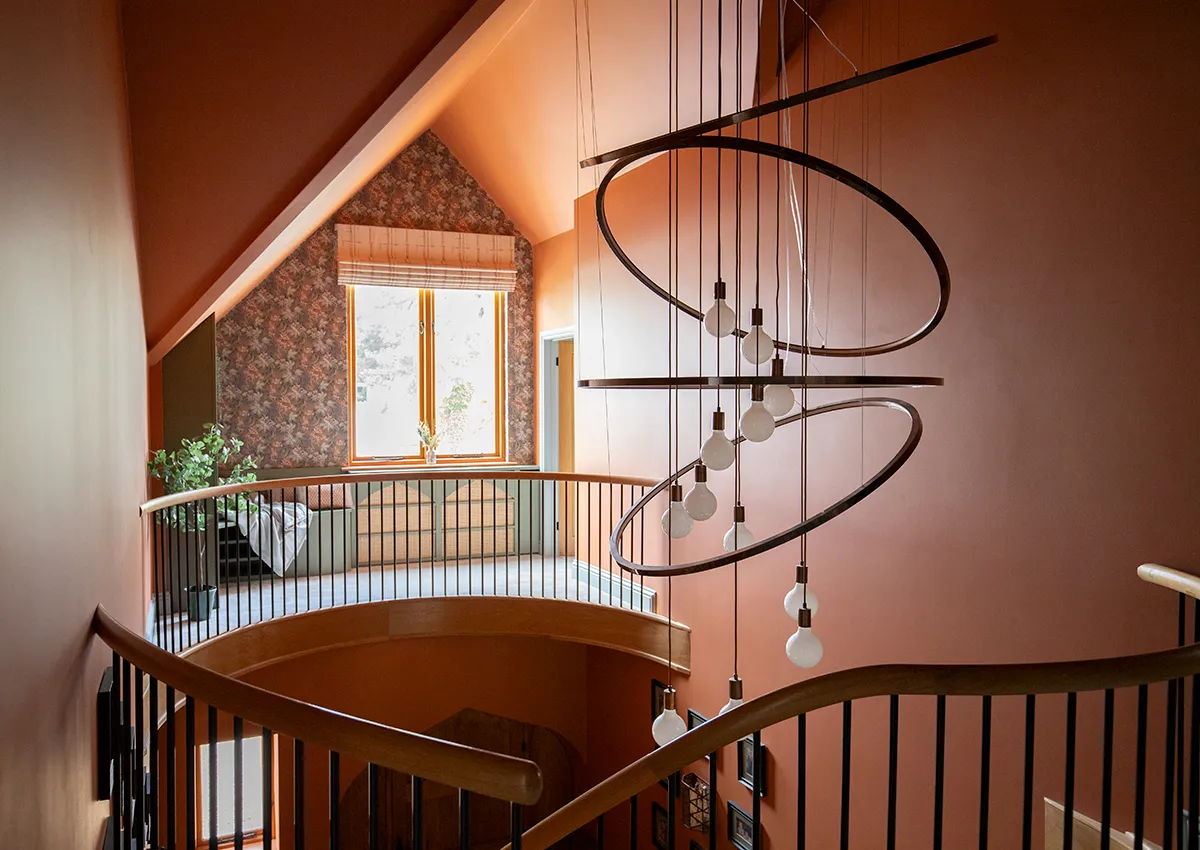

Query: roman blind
[336,223,517,292]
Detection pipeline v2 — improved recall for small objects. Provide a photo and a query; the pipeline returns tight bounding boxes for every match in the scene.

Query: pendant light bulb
[703,280,736,338]
[660,485,694,539]
[722,504,755,553]
[763,357,795,416]
[741,307,775,365]
[786,608,824,668]
[783,564,820,619]
[740,385,776,443]
[700,410,735,471]
[684,464,718,521]
[652,689,688,746]
[718,676,744,716]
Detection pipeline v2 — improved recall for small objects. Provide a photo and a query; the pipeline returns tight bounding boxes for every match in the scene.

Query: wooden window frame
[346,287,508,467]
[195,735,274,847]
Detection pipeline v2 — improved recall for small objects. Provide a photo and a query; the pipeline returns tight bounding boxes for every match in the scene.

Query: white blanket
[227,501,313,576]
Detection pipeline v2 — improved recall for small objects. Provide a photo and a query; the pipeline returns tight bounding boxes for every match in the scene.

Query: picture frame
[651,678,668,723]
[652,802,670,850]
[728,801,754,850]
[737,735,767,797]
[687,709,712,764]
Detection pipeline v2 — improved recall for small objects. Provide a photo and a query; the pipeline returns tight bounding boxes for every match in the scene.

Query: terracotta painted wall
[216,131,535,469]
[564,0,1200,846]
[121,0,479,349]
[0,0,148,844]
[532,229,577,463]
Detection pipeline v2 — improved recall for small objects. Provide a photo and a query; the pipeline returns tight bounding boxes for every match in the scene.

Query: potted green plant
[417,420,440,464]
[147,424,257,620]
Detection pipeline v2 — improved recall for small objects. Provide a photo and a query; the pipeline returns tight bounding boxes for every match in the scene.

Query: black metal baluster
[753,731,762,850]
[1101,689,1114,850]
[630,794,639,850]
[933,695,946,850]
[888,695,899,850]
[111,653,122,845]
[1178,595,1187,847]
[1135,684,1149,848]
[262,729,273,850]
[1023,695,1036,850]
[123,658,133,847]
[1191,598,1199,850]
[149,676,158,850]
[295,739,305,850]
[257,491,264,624]
[405,480,411,600]
[511,802,523,850]
[234,716,244,850]
[980,695,992,850]
[668,771,677,850]
[841,701,852,850]
[167,685,177,849]
[708,733,718,850]
[186,696,196,850]
[1064,692,1077,850]
[460,789,471,850]
[597,812,605,849]
[208,706,218,850]
[267,488,276,622]
[392,478,398,602]
[492,479,499,595]
[798,713,807,850]
[369,763,379,850]
[135,666,145,850]
[412,776,424,850]
[330,751,340,850]
[587,482,593,603]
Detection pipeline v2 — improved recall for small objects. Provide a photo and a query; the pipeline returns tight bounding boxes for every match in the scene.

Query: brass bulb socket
[713,279,727,300]
[733,504,746,523]
[751,384,765,402]
[798,607,813,628]
[728,677,743,700]
[796,564,809,584]
[750,306,764,326]
[712,410,726,431]
[694,463,708,483]
[669,484,684,502]
[664,688,678,711]
[771,357,785,377]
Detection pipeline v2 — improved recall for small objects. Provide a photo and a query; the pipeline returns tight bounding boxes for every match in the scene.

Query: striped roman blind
[335,223,517,291]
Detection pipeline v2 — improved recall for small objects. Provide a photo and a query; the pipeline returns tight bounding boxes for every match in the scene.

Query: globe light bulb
[741,307,775,365]
[718,676,744,715]
[786,609,824,668]
[660,485,694,539]
[763,357,795,416]
[703,280,736,338]
[700,410,735,471]
[783,564,820,618]
[722,504,755,553]
[652,689,688,746]
[740,386,776,443]
[684,464,718,521]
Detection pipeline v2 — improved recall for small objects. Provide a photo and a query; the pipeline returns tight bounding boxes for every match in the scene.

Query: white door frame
[538,326,575,472]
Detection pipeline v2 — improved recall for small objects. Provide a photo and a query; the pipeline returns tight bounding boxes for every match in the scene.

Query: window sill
[340,462,538,474]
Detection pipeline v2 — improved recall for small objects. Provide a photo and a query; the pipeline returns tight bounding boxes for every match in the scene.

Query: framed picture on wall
[728,802,754,850]
[652,802,670,850]
[737,735,767,797]
[651,678,668,723]
[688,709,712,764]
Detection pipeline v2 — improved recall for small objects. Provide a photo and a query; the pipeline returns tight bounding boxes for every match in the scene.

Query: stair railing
[518,564,1200,850]
[143,470,657,652]
[94,604,542,849]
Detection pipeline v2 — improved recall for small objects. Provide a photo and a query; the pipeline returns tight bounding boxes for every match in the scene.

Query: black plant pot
[185,584,218,621]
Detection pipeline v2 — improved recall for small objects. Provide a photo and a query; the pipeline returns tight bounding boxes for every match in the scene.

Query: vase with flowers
[417,421,440,464]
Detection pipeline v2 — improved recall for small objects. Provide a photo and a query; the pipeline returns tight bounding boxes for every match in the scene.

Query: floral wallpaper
[216,131,535,468]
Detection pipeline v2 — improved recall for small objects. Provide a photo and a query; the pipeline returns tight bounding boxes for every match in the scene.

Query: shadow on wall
[338,708,577,849]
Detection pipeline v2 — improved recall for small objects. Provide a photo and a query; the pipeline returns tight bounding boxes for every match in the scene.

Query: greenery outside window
[348,286,506,464]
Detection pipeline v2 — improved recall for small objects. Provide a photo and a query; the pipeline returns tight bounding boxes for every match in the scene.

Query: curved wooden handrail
[140,469,659,515]
[94,605,543,805]
[517,568,1200,849]
[1139,562,1200,601]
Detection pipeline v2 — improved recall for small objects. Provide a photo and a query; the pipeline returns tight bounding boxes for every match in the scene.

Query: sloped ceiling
[434,0,761,245]
[123,0,481,349]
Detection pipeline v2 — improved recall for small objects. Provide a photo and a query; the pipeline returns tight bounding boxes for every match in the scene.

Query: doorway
[540,329,575,556]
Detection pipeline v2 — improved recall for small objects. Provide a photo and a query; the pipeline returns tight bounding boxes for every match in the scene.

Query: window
[349,286,506,463]
[198,738,265,842]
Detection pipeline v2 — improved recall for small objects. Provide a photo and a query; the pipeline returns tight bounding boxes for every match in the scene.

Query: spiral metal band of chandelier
[595,134,950,359]
[609,397,922,577]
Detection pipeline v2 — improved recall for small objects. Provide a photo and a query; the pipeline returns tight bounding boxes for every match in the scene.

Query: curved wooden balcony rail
[516,563,1200,850]
[94,604,544,805]
[143,470,662,653]
[140,470,658,515]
